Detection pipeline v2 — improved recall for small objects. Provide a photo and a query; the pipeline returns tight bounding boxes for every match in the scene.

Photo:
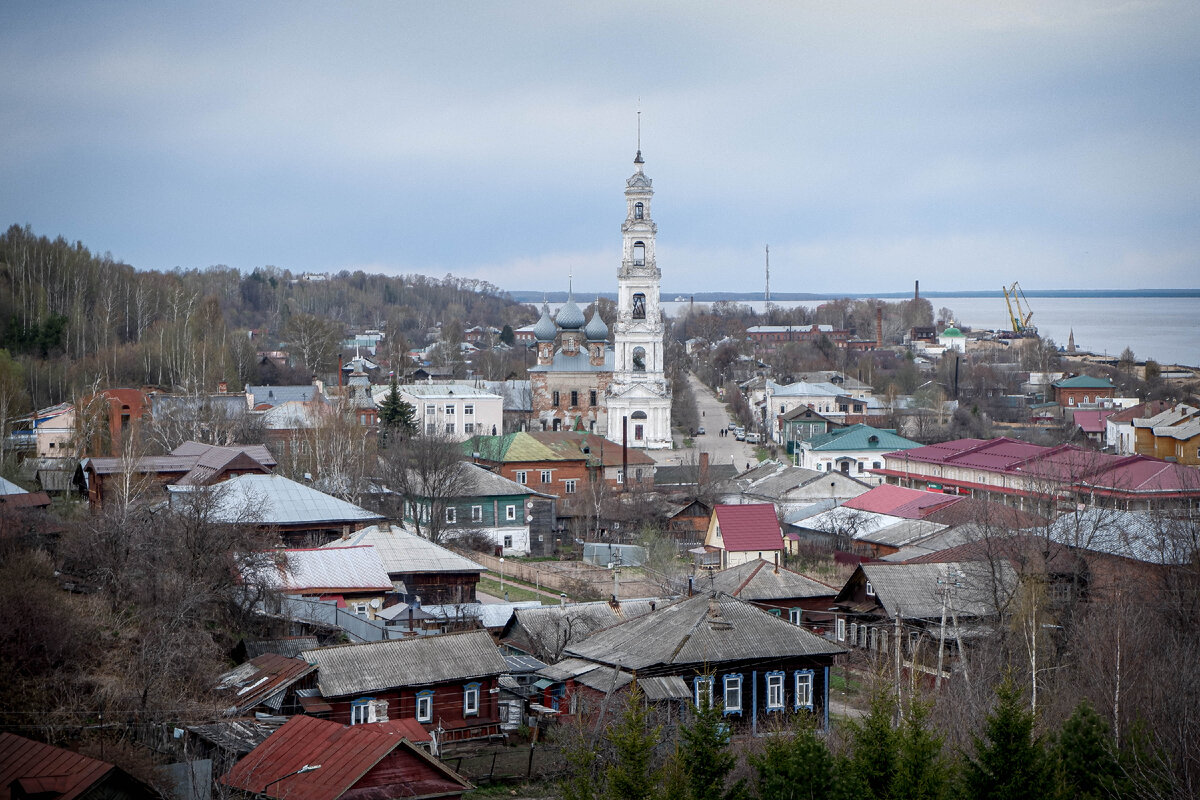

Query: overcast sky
[2,2,1198,295]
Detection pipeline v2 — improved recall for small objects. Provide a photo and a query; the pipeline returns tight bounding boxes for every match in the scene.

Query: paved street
[646,373,766,471]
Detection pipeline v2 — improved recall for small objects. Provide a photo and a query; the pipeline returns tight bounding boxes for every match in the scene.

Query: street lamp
[262,765,321,797]
[499,556,505,590]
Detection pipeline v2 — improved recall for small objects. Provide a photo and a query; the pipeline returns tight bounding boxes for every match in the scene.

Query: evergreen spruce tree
[843,688,899,799]
[751,715,838,800]
[377,377,416,446]
[892,699,950,800]
[606,682,660,800]
[1052,700,1117,800]
[963,676,1051,800]
[500,324,516,346]
[679,689,747,800]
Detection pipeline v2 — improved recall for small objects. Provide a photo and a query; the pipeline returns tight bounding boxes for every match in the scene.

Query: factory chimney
[914,280,920,301]
[876,306,883,348]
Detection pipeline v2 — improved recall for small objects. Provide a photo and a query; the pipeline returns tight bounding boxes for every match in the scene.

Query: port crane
[1003,282,1035,334]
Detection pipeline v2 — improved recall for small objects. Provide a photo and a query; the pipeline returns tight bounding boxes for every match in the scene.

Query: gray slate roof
[1045,508,1192,565]
[563,592,846,672]
[707,559,836,601]
[247,385,319,406]
[168,473,384,526]
[300,629,507,697]
[850,561,1017,620]
[331,525,487,575]
[506,600,659,656]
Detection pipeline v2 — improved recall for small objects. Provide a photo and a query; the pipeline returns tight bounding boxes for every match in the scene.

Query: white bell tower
[606,146,672,449]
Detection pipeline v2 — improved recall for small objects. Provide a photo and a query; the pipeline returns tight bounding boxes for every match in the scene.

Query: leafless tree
[377,433,471,545]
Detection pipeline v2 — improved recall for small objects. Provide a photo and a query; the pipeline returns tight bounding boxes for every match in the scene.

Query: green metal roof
[1052,374,1114,389]
[940,326,965,337]
[803,423,921,452]
[465,432,569,463]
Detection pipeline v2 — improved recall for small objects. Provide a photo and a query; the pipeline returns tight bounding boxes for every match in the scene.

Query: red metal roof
[220,715,452,800]
[1072,409,1116,434]
[842,484,961,519]
[713,504,784,552]
[0,733,114,800]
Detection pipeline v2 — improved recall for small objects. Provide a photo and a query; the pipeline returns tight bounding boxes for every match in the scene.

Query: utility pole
[935,568,962,690]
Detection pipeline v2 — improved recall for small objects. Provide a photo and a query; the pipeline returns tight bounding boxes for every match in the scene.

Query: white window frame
[471,505,483,523]
[445,403,455,415]
[505,504,517,521]
[693,676,714,709]
[464,404,474,416]
[416,690,434,723]
[788,607,802,625]
[424,404,436,416]
[540,469,552,484]
[850,622,858,646]
[836,617,846,642]
[463,682,480,717]
[564,479,577,494]
[445,422,455,435]
[722,674,743,715]
[515,470,527,485]
[866,580,875,596]
[445,507,457,524]
[425,422,436,435]
[503,534,513,549]
[350,698,376,725]
[795,670,814,710]
[464,422,475,434]
[766,672,785,710]
[616,470,624,484]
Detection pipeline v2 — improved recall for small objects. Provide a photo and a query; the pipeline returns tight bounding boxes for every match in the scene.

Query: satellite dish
[370,598,382,609]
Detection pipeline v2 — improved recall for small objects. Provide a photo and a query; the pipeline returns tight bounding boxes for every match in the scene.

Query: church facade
[527,149,672,448]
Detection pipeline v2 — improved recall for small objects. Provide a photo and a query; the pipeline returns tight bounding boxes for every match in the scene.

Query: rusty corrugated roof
[0,733,116,800]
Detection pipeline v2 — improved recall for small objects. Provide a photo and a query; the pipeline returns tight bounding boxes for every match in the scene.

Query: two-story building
[393,384,504,441]
[796,424,921,482]
[1052,374,1116,408]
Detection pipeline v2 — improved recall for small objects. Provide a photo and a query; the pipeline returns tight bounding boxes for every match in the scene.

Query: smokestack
[700,451,710,484]
[621,416,628,493]
[914,280,920,301]
[337,355,343,387]
[875,306,883,348]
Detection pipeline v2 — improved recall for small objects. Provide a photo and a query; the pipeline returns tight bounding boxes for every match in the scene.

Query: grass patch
[477,577,555,605]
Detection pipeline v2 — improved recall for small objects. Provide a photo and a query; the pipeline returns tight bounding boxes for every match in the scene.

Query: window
[505,504,517,521]
[589,390,597,406]
[350,697,376,725]
[632,346,646,371]
[445,404,455,415]
[766,672,785,710]
[416,690,434,723]
[516,471,527,485]
[788,608,803,625]
[723,674,743,715]
[426,422,437,435]
[425,404,436,416]
[865,581,875,597]
[849,622,858,647]
[503,534,513,548]
[463,682,480,716]
[873,461,881,470]
[571,390,578,407]
[633,241,646,266]
[632,293,646,319]
[634,201,644,219]
[540,470,552,484]
[857,462,865,473]
[464,422,475,434]
[693,676,714,709]
[634,424,644,440]
[564,479,577,494]
[795,671,814,710]
[836,617,846,641]
[878,630,888,655]
[471,505,483,523]
[445,422,455,434]
[616,470,624,484]
[445,507,457,524]
[552,391,560,407]
[352,602,368,616]
[464,404,474,416]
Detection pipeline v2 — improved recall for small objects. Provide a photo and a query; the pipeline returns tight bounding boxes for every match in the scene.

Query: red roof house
[703,504,785,569]
[220,715,466,800]
[0,733,156,800]
[842,484,962,519]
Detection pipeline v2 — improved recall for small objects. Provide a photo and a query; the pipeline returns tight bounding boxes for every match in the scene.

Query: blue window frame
[765,671,786,710]
[463,682,481,717]
[722,674,743,716]
[794,670,814,710]
[416,690,434,723]
[350,697,375,725]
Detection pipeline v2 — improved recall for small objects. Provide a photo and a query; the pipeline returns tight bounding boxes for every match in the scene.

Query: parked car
[746,432,760,444]
[735,428,746,441]
[695,426,706,435]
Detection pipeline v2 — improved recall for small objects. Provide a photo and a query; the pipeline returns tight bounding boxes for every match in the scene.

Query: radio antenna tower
[764,245,770,302]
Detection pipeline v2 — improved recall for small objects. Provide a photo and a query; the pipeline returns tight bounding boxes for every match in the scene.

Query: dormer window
[634,202,644,220]
[633,241,645,266]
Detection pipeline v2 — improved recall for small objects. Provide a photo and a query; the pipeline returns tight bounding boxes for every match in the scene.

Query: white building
[606,149,672,449]
[388,383,504,441]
